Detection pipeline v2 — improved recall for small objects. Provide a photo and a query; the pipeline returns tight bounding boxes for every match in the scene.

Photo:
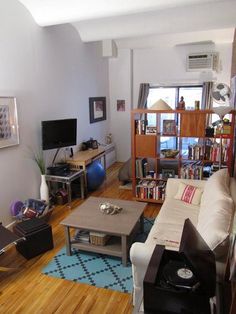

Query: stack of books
[74,230,90,243]
[136,180,166,200]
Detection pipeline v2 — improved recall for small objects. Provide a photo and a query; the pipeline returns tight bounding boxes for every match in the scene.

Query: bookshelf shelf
[131,109,235,204]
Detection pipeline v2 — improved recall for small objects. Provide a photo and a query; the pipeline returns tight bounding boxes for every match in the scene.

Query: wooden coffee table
[61,197,147,266]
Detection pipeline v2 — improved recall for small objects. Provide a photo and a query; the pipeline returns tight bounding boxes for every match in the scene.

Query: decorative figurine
[106,133,112,144]
[99,202,123,215]
[177,96,185,110]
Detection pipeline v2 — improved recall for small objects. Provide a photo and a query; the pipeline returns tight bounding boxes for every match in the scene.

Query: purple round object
[10,201,24,216]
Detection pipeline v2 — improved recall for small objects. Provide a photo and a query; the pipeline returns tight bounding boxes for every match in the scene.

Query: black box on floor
[14,218,54,259]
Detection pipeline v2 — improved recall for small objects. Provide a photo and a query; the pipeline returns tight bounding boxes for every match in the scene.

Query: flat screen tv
[42,119,77,150]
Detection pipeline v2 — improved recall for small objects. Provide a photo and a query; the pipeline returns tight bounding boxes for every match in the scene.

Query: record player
[143,219,216,314]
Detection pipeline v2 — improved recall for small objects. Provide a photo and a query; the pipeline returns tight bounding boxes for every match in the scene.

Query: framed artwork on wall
[89,97,106,123]
[0,97,19,148]
[117,100,125,112]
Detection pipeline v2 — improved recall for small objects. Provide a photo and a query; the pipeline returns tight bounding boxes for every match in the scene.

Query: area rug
[42,218,154,293]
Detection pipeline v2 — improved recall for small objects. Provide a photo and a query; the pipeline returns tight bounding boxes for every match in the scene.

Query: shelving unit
[131,109,235,204]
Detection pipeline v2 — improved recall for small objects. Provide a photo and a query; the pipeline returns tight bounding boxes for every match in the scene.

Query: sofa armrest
[130,242,156,306]
[166,178,206,199]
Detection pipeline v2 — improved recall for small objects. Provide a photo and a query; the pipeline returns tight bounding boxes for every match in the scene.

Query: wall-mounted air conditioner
[187,52,219,72]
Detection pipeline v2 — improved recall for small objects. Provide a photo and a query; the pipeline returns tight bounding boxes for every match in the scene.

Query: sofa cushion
[197,197,234,258]
[174,182,203,205]
[156,197,200,226]
[201,169,230,206]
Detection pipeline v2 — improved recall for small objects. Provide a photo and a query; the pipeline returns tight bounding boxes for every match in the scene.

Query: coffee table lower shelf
[71,236,122,258]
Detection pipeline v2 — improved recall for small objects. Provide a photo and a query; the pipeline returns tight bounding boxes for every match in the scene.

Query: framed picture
[117,100,125,112]
[0,97,19,148]
[163,119,176,135]
[162,169,175,179]
[146,126,157,135]
[89,97,106,123]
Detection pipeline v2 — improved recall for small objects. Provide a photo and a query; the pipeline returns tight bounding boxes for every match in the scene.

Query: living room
[1,0,236,313]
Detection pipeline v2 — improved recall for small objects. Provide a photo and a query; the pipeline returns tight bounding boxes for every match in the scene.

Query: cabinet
[131,109,235,204]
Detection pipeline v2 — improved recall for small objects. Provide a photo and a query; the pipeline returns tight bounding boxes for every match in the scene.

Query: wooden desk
[66,147,106,187]
[67,147,106,170]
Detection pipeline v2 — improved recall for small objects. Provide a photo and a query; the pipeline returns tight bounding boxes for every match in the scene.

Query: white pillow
[197,198,234,258]
[201,169,230,206]
[174,182,203,205]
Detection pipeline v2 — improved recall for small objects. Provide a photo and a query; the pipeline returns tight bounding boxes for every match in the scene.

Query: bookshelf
[131,109,235,204]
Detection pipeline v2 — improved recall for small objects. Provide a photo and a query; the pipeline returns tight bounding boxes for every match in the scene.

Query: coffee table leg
[64,226,72,256]
[121,235,128,266]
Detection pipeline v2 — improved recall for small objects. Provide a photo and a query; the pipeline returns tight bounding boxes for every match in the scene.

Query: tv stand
[51,148,61,166]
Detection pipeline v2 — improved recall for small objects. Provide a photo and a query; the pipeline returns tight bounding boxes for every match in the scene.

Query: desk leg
[83,166,88,195]
[121,235,128,267]
[66,182,72,205]
[64,226,72,256]
[80,173,85,199]
[103,154,106,178]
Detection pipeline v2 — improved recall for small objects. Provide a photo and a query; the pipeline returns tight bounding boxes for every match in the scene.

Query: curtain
[137,83,150,109]
[201,81,213,109]
[231,75,236,109]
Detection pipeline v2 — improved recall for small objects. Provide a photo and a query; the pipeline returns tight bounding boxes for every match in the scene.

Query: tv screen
[42,119,77,150]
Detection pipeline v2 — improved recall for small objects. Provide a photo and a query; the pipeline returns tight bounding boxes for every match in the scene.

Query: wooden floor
[0,163,160,314]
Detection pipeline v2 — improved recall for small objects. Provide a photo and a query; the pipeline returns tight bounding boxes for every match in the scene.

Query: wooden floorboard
[0,162,160,313]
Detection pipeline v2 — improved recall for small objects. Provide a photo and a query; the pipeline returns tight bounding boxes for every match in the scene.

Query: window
[147,85,203,151]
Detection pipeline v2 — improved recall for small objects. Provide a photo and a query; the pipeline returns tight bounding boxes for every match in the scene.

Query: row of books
[136,180,166,200]
[135,120,148,135]
[207,144,229,162]
[135,120,157,135]
[180,162,204,180]
[136,158,157,178]
[188,142,229,162]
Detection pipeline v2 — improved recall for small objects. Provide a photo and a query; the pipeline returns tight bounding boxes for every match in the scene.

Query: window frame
[147,84,203,150]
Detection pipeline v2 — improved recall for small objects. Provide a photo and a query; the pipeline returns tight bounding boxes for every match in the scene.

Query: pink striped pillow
[175,182,203,205]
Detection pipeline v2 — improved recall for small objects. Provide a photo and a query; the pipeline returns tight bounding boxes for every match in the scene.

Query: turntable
[143,219,216,314]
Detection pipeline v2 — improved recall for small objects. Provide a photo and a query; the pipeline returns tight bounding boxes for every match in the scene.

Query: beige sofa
[130,169,236,306]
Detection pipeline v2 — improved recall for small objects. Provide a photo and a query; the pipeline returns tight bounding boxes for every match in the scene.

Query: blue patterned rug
[42,218,154,293]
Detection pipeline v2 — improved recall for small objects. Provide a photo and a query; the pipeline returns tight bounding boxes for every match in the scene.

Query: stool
[14,218,54,259]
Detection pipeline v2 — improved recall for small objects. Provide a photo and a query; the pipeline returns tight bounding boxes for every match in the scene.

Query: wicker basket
[90,232,110,246]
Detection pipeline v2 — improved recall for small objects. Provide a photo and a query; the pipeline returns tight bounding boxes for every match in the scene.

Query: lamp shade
[150,99,172,110]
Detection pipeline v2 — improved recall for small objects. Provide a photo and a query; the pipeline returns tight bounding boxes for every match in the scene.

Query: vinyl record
[163,260,198,288]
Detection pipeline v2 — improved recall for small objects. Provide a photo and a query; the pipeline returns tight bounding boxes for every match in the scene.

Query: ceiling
[18,0,236,42]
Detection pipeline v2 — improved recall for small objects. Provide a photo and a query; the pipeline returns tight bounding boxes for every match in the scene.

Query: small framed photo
[89,97,106,123]
[117,100,125,112]
[162,169,175,179]
[163,120,176,135]
[146,126,157,135]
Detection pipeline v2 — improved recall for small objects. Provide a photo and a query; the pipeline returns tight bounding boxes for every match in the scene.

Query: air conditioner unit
[187,52,219,72]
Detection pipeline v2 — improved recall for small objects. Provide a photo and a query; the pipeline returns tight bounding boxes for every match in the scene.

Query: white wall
[133,43,233,105]
[109,49,132,162]
[0,0,109,225]
[109,35,233,162]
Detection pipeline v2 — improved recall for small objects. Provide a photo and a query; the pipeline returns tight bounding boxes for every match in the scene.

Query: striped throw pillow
[174,182,203,205]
